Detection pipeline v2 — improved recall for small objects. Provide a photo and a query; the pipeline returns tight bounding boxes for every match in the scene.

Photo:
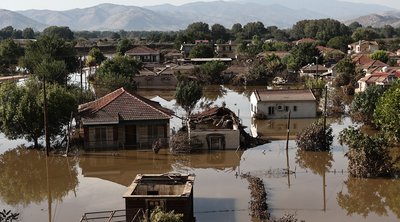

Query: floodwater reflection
[337,177,400,219]
[295,150,334,176]
[0,146,78,206]
[251,118,316,139]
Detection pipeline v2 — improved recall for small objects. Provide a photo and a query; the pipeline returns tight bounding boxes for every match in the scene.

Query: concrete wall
[191,129,240,150]
[250,93,317,119]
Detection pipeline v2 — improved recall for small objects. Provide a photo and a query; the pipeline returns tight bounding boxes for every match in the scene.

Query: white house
[250,89,317,119]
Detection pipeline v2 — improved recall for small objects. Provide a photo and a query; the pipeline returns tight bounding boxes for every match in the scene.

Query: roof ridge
[78,88,125,114]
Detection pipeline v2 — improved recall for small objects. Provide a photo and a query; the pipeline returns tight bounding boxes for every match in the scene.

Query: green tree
[42,26,74,40]
[0,39,23,75]
[116,38,133,55]
[333,56,359,87]
[20,35,78,84]
[198,61,226,83]
[327,36,353,52]
[0,79,79,147]
[348,22,362,31]
[370,50,389,63]
[185,22,211,41]
[374,81,400,143]
[296,120,333,151]
[189,44,214,58]
[351,28,379,41]
[350,85,386,125]
[211,23,229,42]
[175,81,203,116]
[243,21,266,39]
[93,55,142,94]
[86,47,106,67]
[288,42,321,71]
[339,126,393,178]
[22,27,35,39]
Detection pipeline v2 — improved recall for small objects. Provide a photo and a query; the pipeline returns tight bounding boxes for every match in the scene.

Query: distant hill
[345,11,400,27]
[0,9,46,30]
[0,0,396,31]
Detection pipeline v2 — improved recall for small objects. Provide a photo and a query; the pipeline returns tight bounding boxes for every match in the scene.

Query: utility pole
[43,76,50,156]
[323,85,328,150]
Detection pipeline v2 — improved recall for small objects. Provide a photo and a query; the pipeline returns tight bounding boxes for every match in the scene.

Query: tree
[374,81,400,143]
[116,38,133,55]
[86,47,106,67]
[288,42,321,71]
[351,28,379,41]
[175,81,203,116]
[243,21,265,39]
[327,36,353,52]
[20,35,78,84]
[333,56,359,87]
[339,126,393,178]
[93,55,142,94]
[198,61,226,83]
[348,22,362,31]
[211,23,229,42]
[189,44,214,58]
[0,79,79,147]
[370,50,389,63]
[296,120,333,151]
[22,27,35,39]
[0,39,23,75]
[42,26,74,40]
[0,209,19,221]
[185,22,211,41]
[350,85,386,125]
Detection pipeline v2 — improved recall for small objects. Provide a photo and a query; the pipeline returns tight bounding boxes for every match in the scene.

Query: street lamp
[315,56,319,77]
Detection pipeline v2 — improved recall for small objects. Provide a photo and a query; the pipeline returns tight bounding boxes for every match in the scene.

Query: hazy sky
[1,0,400,11]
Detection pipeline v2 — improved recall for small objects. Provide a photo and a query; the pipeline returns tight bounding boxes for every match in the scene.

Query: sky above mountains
[1,0,400,11]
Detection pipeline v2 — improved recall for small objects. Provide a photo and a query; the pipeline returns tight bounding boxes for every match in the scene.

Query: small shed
[123,173,195,222]
[250,89,317,119]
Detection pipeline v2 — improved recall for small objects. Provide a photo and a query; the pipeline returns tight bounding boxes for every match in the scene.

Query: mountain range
[0,0,397,31]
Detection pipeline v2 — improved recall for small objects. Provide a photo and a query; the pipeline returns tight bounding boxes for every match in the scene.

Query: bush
[296,120,333,151]
[148,207,183,222]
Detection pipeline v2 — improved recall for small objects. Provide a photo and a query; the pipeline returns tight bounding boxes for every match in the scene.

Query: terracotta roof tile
[78,88,173,125]
[125,46,159,55]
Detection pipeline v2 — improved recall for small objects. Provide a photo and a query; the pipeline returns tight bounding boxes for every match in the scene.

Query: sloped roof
[301,64,328,72]
[78,88,173,125]
[253,89,316,102]
[294,38,316,44]
[125,46,159,55]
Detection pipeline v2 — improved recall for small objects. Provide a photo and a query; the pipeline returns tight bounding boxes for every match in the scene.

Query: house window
[293,106,297,112]
[284,106,289,112]
[95,127,107,144]
[268,106,275,115]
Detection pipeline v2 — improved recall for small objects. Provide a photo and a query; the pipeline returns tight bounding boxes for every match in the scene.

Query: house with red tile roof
[78,87,173,150]
[348,40,379,54]
[356,70,400,93]
[125,46,160,63]
[294,38,316,45]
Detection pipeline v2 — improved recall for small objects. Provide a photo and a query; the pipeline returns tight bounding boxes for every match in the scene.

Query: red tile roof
[78,88,173,125]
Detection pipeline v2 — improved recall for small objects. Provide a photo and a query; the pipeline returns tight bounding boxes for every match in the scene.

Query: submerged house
[188,107,241,150]
[125,46,161,64]
[250,89,317,119]
[78,87,173,150]
[124,173,195,222]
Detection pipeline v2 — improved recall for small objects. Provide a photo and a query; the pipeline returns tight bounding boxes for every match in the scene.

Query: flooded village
[1,6,400,222]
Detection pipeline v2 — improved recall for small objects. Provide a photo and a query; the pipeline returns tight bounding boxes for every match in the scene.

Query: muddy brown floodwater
[0,85,399,222]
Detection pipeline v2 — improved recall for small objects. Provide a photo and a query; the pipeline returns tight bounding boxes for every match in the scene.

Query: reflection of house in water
[124,173,195,222]
[251,118,316,140]
[77,87,173,150]
[189,107,241,150]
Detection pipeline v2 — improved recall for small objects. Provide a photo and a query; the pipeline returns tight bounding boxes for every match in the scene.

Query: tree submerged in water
[296,120,333,151]
[339,126,395,178]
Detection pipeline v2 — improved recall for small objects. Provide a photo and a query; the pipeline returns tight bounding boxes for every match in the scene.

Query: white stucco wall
[251,99,317,119]
[191,129,240,150]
